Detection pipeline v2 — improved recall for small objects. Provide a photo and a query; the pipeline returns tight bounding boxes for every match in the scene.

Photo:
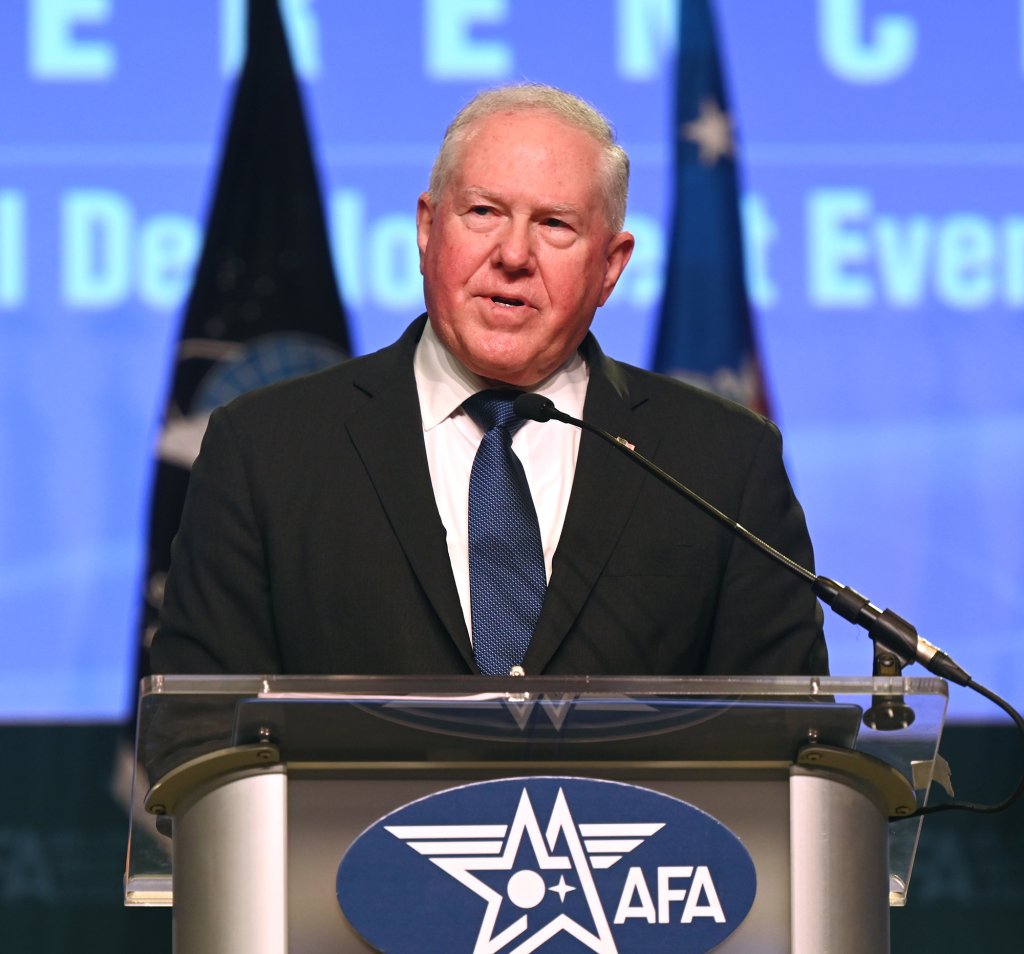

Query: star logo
[338,778,758,953]
[387,787,664,953]
[681,96,734,166]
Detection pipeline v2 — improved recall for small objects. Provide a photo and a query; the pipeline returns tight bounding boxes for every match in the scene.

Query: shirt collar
[413,319,588,431]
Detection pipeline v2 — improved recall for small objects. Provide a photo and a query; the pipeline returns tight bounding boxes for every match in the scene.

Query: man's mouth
[490,295,525,307]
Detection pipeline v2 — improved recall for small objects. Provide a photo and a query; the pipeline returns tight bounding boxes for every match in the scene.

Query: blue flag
[652,0,770,416]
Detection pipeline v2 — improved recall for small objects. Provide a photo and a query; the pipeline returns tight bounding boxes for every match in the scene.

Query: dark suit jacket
[151,316,828,676]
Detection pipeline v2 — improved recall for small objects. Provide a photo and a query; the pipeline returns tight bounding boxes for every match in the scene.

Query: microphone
[514,393,972,688]
[513,393,563,423]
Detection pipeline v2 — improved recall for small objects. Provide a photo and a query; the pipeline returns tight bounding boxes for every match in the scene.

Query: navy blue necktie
[463,390,547,676]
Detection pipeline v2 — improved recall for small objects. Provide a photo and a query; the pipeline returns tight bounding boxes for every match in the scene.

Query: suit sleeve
[150,405,283,674]
[702,419,829,676]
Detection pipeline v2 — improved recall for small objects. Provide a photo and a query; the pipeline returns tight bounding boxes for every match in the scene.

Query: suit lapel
[523,338,663,674]
[344,318,476,670]
[342,323,663,676]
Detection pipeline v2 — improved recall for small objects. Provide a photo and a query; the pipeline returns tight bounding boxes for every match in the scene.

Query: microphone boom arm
[514,393,971,687]
[512,392,1024,819]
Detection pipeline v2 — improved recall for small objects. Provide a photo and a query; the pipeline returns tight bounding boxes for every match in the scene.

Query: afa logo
[337,777,756,953]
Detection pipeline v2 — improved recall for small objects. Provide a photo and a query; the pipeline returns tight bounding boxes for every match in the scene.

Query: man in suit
[151,84,827,678]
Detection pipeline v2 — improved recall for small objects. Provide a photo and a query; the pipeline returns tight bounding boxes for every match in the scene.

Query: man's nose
[492,218,533,271]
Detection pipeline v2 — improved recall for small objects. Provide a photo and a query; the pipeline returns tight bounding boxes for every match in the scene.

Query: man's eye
[544,218,568,229]
[470,206,493,216]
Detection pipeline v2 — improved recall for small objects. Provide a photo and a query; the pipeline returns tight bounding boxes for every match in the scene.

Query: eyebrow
[543,204,580,218]
[462,187,502,203]
[461,187,582,219]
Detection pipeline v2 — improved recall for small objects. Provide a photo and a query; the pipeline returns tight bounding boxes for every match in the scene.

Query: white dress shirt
[413,321,588,641]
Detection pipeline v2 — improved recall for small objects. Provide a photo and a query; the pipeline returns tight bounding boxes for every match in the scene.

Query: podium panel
[287,775,795,952]
[127,675,947,953]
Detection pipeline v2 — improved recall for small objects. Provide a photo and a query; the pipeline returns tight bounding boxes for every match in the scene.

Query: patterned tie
[463,389,547,675]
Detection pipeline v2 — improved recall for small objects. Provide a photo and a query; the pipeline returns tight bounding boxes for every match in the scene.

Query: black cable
[895,680,1024,820]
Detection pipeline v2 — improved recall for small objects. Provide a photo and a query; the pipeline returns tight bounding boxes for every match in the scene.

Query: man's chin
[475,369,541,389]
[457,340,547,388]
[470,358,548,389]
[431,320,561,387]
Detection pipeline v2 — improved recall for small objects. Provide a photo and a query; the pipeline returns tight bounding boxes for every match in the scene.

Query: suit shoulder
[219,339,407,429]
[220,317,423,427]
[225,357,356,414]
[610,359,777,440]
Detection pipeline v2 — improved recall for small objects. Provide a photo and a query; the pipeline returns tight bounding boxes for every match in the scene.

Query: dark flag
[652,0,770,416]
[136,0,350,685]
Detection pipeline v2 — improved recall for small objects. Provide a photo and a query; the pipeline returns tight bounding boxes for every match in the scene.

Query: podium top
[128,675,948,909]
[135,673,947,782]
[139,672,949,698]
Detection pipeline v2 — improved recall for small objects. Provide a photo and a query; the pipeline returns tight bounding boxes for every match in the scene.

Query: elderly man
[151,83,827,677]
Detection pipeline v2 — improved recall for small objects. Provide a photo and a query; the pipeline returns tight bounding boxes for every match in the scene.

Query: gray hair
[427,83,630,233]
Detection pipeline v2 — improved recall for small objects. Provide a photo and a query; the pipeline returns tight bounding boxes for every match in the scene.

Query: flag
[135,0,350,688]
[652,0,770,416]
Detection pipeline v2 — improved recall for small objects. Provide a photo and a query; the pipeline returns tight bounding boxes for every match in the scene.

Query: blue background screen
[1,0,1021,719]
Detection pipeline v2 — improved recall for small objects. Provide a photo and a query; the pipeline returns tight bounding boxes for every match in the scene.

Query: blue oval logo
[337,777,756,953]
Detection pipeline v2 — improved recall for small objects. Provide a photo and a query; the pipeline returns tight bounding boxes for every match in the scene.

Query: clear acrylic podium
[125,675,948,953]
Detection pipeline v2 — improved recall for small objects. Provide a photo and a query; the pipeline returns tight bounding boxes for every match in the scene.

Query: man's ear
[597,230,636,307]
[415,193,434,274]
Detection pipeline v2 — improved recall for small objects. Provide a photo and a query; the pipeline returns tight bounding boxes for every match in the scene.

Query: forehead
[450,110,606,208]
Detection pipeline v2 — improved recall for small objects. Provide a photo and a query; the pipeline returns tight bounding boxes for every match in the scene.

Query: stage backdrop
[1,0,1021,719]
